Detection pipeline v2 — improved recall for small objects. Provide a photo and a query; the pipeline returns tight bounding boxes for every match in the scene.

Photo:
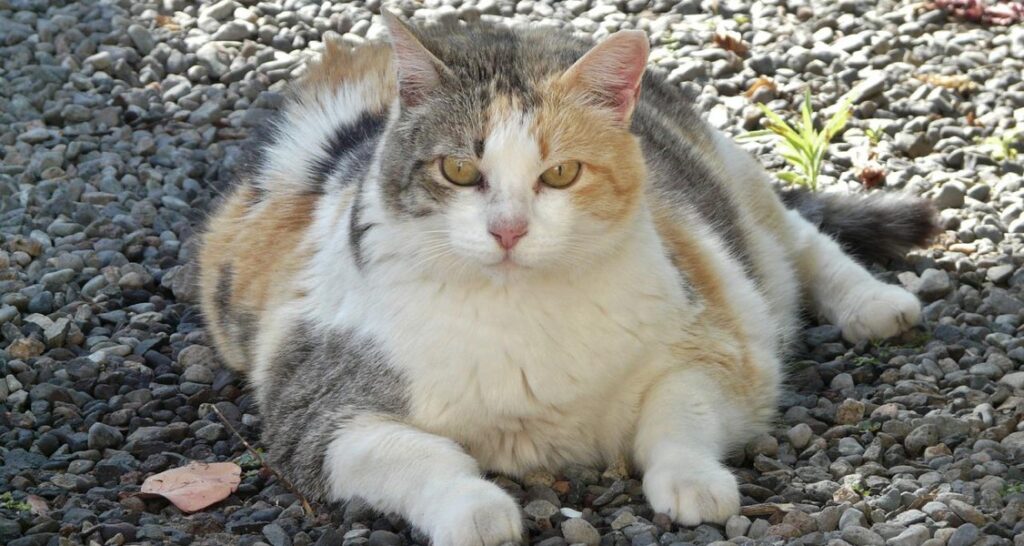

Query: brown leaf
[915,73,978,93]
[740,502,797,520]
[713,30,749,57]
[744,76,777,99]
[141,462,241,513]
[155,15,181,31]
[855,164,886,189]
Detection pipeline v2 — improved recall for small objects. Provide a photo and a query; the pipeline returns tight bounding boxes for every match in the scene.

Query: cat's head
[374,12,649,282]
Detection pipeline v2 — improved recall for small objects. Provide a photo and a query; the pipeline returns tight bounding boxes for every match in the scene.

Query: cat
[198,11,937,545]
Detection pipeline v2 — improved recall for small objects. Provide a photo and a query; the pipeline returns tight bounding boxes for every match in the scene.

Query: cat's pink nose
[489,220,528,250]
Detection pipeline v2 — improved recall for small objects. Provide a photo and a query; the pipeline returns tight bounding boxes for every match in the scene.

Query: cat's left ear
[381,9,449,107]
[559,31,650,124]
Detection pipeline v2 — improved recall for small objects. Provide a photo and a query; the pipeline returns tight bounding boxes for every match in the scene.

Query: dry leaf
[744,76,777,99]
[713,30,749,57]
[915,73,978,93]
[156,15,181,31]
[141,462,241,513]
[740,502,798,524]
[855,164,887,189]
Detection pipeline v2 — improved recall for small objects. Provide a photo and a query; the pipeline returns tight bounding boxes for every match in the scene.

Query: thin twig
[210,404,315,516]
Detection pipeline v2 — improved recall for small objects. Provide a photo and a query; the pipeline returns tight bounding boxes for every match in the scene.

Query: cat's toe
[838,283,921,343]
[431,480,523,546]
[643,458,740,527]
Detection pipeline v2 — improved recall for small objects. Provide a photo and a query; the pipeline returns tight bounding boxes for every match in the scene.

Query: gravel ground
[2,0,1024,545]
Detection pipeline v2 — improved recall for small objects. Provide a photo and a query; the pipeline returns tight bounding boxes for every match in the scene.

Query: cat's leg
[325,416,522,546]
[786,209,921,343]
[633,369,743,526]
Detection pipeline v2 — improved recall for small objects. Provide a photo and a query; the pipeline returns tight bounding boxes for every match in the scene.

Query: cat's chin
[478,256,542,283]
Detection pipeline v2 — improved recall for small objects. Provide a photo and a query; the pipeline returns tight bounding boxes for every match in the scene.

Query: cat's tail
[780,188,941,262]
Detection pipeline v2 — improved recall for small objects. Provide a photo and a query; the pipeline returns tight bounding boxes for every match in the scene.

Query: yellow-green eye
[441,157,482,186]
[540,160,582,188]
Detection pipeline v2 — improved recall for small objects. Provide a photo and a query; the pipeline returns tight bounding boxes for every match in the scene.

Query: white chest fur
[320,228,692,475]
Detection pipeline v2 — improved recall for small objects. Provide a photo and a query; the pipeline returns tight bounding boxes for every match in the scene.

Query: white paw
[643,455,740,527]
[430,479,523,546]
[837,283,922,343]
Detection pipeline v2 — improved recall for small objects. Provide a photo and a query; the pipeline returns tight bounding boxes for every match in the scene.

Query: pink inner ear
[610,52,646,120]
[567,31,650,122]
[381,10,445,107]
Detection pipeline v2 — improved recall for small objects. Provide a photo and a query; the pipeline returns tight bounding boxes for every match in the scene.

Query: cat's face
[376,14,649,282]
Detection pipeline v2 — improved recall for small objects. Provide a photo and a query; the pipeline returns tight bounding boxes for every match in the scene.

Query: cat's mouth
[489,251,531,272]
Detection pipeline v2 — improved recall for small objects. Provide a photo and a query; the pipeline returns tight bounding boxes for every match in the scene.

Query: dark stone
[87,422,124,450]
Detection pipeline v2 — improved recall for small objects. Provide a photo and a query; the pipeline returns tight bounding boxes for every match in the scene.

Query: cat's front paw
[838,283,921,343]
[643,456,740,527]
[430,479,523,546]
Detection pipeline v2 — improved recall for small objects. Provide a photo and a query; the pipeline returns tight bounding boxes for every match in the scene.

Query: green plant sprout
[977,131,1020,162]
[739,90,854,191]
[0,492,31,512]
[865,124,886,147]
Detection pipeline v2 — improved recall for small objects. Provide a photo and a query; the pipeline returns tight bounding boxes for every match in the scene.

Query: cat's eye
[540,161,582,188]
[440,157,482,186]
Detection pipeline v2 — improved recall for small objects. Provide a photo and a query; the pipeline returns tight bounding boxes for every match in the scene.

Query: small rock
[842,526,885,546]
[933,182,966,209]
[895,133,933,158]
[127,24,155,54]
[915,269,952,301]
[835,399,865,425]
[523,499,558,520]
[561,518,600,546]
[839,508,867,530]
[263,523,292,546]
[8,337,45,359]
[88,422,124,450]
[947,500,985,526]
[987,264,1014,284]
[904,424,939,455]
[195,423,226,442]
[946,523,978,546]
[887,524,930,546]
[212,20,256,41]
[725,514,751,538]
[787,423,813,450]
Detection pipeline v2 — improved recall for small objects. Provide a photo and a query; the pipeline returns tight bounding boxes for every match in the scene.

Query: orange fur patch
[299,40,397,115]
[650,201,764,398]
[534,79,646,223]
[198,186,318,370]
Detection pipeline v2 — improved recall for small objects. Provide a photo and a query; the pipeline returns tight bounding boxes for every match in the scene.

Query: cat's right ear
[559,30,649,124]
[381,10,447,108]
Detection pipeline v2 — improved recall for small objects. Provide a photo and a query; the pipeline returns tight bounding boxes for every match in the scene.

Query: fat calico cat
[198,11,937,545]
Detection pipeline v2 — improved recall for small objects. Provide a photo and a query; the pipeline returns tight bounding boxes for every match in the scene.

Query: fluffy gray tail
[780,189,940,263]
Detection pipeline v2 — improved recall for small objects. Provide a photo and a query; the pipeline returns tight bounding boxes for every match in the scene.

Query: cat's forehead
[480,99,542,174]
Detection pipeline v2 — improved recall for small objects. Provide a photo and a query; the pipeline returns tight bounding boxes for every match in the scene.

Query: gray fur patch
[259,324,409,500]
[214,264,258,362]
[348,182,376,271]
[635,71,754,272]
[780,188,939,263]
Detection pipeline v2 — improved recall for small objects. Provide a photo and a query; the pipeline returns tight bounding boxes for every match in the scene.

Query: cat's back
[197,42,395,371]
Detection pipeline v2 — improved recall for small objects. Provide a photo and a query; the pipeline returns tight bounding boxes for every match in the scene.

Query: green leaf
[799,90,815,141]
[777,171,805,186]
[824,101,853,141]
[735,129,775,141]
